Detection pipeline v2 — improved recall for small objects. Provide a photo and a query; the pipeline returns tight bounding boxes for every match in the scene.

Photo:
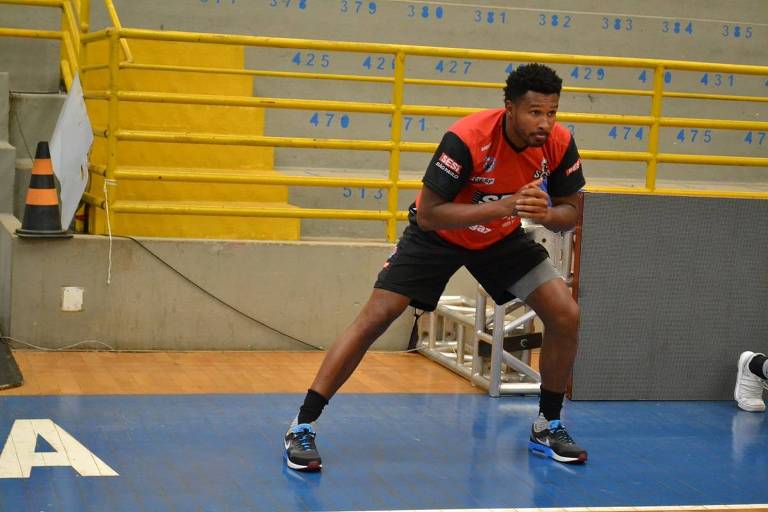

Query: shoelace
[293,428,315,452]
[550,423,576,445]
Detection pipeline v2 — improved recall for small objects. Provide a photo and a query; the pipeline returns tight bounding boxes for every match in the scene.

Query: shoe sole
[528,441,587,464]
[735,351,766,412]
[284,452,322,472]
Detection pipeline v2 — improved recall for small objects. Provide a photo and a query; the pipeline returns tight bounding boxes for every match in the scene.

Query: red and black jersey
[414,108,586,249]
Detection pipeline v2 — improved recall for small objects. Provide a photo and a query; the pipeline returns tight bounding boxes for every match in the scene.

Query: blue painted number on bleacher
[566,124,575,135]
[270,0,307,7]
[570,67,605,80]
[200,0,236,4]
[435,60,472,74]
[676,129,711,143]
[505,63,518,74]
[388,117,427,131]
[609,126,644,141]
[722,24,752,39]
[342,188,384,200]
[341,0,377,14]
[637,70,673,84]
[407,4,444,19]
[310,112,350,128]
[744,132,766,145]
[601,17,632,31]
[700,73,734,87]
[538,14,572,28]
[661,20,693,35]
[292,52,330,67]
[362,55,394,71]
[474,9,506,24]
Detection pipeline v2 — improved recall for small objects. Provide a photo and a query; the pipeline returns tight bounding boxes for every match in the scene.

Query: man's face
[504,91,560,148]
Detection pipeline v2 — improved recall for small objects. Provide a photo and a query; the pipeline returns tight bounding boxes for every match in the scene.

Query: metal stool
[417,224,574,397]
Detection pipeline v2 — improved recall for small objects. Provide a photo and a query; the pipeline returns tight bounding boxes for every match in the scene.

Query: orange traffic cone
[15,141,72,239]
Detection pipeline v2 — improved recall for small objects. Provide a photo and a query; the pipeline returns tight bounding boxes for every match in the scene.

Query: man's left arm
[515,189,579,232]
[515,133,585,231]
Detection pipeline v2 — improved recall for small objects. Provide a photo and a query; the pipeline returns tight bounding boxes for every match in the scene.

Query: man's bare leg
[284,288,412,471]
[524,278,579,394]
[310,288,412,399]
[524,278,587,463]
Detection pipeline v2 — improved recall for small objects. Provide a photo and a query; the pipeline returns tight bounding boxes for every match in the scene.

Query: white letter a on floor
[0,419,119,478]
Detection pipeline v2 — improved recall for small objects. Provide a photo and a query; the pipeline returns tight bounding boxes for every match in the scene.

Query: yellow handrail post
[645,65,666,191]
[104,0,132,63]
[387,50,406,242]
[106,28,120,182]
[79,0,89,33]
[79,0,89,73]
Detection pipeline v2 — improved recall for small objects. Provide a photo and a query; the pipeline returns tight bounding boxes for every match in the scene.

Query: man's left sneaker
[529,413,588,464]
[284,422,322,471]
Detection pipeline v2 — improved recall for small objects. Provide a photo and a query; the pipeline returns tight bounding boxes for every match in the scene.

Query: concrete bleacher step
[105,200,301,240]
[113,166,289,202]
[82,39,298,239]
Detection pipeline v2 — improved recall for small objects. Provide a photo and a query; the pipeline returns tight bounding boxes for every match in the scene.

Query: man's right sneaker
[284,422,322,471]
[735,351,767,412]
[529,414,588,464]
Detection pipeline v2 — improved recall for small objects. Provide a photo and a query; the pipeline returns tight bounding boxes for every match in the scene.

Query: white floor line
[334,505,768,512]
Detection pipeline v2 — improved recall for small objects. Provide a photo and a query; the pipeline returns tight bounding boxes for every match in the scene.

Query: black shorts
[374,223,549,311]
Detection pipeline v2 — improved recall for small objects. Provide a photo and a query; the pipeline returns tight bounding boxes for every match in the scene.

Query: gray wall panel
[573,192,768,400]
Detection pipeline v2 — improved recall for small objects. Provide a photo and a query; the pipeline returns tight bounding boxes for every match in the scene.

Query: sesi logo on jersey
[435,152,462,178]
[565,159,582,176]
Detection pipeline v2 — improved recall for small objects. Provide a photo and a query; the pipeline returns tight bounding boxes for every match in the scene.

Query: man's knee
[359,290,410,332]
[543,298,580,335]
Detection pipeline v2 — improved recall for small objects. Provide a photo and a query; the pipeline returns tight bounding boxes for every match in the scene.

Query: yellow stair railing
[2,1,767,242]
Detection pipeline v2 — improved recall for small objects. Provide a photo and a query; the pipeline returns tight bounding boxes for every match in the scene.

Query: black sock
[749,354,768,380]
[297,389,329,424]
[539,388,565,421]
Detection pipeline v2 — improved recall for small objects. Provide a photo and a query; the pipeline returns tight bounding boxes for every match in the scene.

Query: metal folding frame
[418,223,574,397]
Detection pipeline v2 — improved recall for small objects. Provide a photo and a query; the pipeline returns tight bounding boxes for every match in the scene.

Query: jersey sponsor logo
[470,176,495,185]
[435,152,462,178]
[471,191,514,204]
[468,224,492,234]
[482,156,496,173]
[533,157,550,180]
[565,159,582,176]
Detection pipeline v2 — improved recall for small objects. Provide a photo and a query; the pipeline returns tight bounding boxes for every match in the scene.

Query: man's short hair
[504,63,563,102]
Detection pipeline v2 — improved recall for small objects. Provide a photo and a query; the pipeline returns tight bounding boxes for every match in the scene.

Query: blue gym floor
[0,393,766,511]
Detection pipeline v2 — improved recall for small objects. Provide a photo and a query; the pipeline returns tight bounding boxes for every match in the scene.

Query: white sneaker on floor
[735,351,767,412]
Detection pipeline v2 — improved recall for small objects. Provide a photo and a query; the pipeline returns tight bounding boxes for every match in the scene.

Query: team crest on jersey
[482,156,496,173]
[533,158,550,179]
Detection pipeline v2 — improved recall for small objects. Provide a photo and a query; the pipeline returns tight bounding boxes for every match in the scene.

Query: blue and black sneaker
[284,422,322,471]
[528,413,588,464]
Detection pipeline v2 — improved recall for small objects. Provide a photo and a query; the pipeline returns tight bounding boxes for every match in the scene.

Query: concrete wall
[0,73,16,215]
[0,214,477,349]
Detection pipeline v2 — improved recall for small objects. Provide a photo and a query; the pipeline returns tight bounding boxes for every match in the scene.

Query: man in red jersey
[284,63,587,470]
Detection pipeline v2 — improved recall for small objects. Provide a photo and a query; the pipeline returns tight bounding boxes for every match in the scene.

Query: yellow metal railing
[2,2,768,241]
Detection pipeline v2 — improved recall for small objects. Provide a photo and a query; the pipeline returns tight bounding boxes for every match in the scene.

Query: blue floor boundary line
[0,394,766,511]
